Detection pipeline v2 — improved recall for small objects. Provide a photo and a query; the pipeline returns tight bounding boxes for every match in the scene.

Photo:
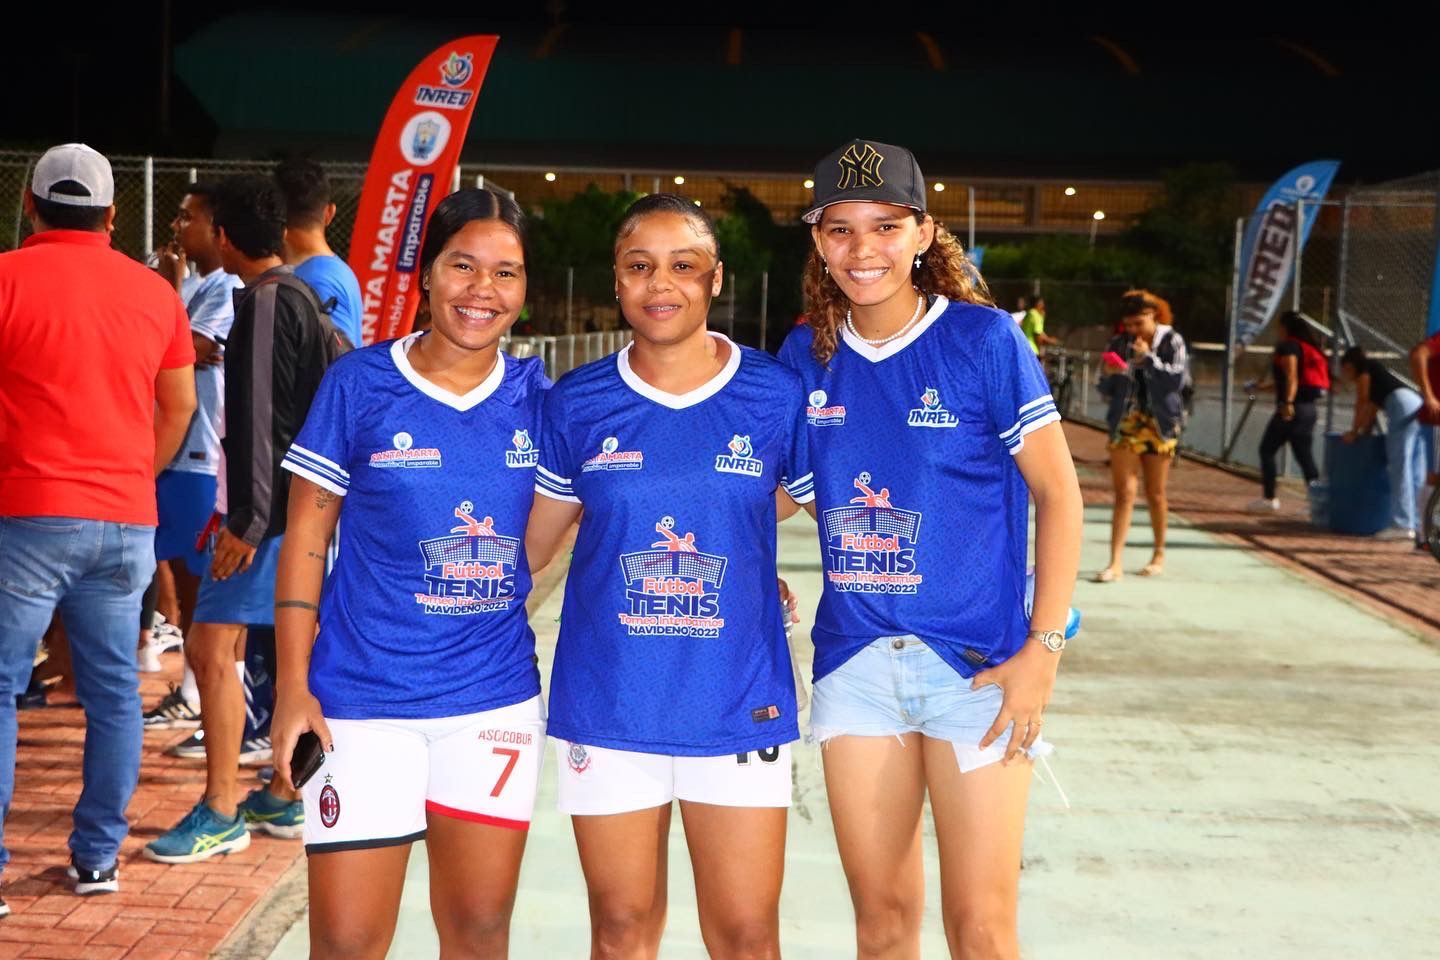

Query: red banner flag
[348,36,498,345]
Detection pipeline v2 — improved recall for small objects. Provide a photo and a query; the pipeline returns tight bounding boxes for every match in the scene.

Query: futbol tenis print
[616,517,730,637]
[820,473,924,594]
[414,502,521,615]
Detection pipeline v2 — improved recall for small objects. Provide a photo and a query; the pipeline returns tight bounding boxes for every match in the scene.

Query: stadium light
[674,175,686,185]
[803,178,815,189]
[694,199,702,206]
[1064,186,1077,196]
[544,172,557,182]
[1093,210,1106,220]
[933,182,945,192]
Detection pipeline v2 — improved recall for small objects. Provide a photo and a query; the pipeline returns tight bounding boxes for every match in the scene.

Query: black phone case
[291,731,325,789]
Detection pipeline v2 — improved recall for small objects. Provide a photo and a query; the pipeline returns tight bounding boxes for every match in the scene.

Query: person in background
[276,158,365,349]
[141,185,243,723]
[1009,295,1028,324]
[0,144,196,904]
[1341,346,1427,542]
[1020,295,1059,355]
[1247,311,1327,514]
[1095,290,1186,582]
[145,175,335,864]
[1408,330,1440,503]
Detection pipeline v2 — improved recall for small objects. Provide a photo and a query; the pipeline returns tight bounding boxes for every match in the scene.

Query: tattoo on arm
[313,488,338,510]
[306,551,325,562]
[276,600,319,612]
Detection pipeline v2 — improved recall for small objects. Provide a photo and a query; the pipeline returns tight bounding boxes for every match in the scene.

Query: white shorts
[553,739,793,816]
[303,696,546,853]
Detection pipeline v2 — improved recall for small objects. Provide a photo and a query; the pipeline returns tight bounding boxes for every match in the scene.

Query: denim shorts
[811,636,1053,773]
[192,534,284,627]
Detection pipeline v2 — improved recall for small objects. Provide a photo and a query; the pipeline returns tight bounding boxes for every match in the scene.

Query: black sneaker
[66,855,118,895]
[166,729,206,759]
[143,685,201,730]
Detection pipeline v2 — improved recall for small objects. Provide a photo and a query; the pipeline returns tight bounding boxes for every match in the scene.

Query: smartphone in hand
[291,730,325,789]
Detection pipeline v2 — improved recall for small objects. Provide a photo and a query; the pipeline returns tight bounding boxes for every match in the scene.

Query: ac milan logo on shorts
[319,782,341,828]
[567,743,592,774]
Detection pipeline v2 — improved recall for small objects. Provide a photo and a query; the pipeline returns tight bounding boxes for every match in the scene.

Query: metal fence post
[967,186,976,253]
[187,167,197,184]
[143,156,155,259]
[1222,216,1244,459]
[728,273,736,339]
[565,266,574,335]
[759,270,769,351]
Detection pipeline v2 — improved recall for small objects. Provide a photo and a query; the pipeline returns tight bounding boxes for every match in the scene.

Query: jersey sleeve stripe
[534,483,581,504]
[534,471,574,496]
[536,464,572,485]
[783,473,815,498]
[281,458,348,496]
[1004,410,1062,455]
[789,488,816,505]
[999,399,1060,442]
[286,444,350,481]
[1017,394,1057,416]
[282,449,349,488]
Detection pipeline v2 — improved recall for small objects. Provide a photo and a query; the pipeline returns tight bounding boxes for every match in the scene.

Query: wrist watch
[1028,629,1066,653]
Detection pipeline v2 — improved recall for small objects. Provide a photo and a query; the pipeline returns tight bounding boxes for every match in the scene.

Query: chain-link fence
[0,151,513,265]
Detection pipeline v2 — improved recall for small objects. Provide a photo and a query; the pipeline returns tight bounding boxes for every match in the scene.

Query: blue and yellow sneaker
[237,787,304,839]
[142,800,250,863]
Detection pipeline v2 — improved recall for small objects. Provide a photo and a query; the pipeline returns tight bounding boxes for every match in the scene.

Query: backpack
[1297,340,1331,391]
[249,270,354,364]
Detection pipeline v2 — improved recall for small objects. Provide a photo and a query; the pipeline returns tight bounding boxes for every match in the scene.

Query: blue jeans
[0,516,153,873]
[1383,389,1426,531]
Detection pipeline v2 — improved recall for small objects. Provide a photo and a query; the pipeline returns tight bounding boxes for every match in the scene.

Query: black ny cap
[802,138,926,224]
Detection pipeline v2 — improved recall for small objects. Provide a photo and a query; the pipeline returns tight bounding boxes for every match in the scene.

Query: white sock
[181,657,200,707]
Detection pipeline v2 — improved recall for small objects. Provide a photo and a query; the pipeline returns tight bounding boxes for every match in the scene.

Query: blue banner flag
[1235,160,1340,346]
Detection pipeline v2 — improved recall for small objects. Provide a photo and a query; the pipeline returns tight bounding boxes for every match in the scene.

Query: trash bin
[1323,432,1390,535]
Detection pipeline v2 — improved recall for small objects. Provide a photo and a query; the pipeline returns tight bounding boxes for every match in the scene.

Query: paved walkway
[3,423,1437,957]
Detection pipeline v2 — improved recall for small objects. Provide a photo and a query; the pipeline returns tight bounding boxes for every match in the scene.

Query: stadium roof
[166,13,1427,181]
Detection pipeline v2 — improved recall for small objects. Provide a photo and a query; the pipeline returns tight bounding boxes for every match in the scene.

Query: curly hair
[1119,289,1174,329]
[801,216,991,363]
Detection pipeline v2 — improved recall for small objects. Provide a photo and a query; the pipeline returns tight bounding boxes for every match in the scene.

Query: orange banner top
[348,36,498,345]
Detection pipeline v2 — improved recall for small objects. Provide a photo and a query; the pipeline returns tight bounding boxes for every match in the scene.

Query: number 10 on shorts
[735,746,782,765]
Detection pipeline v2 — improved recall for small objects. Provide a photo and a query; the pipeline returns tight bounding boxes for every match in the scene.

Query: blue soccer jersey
[777,297,1059,683]
[536,334,814,756]
[280,332,548,719]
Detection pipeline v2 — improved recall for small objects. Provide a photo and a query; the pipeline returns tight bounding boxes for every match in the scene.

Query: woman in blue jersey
[776,140,1084,959]
[269,189,549,959]
[526,194,813,960]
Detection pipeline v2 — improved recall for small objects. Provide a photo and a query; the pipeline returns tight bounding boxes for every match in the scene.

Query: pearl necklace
[845,292,926,347]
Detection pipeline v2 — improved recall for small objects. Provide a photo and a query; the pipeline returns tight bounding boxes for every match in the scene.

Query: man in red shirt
[0,144,196,905]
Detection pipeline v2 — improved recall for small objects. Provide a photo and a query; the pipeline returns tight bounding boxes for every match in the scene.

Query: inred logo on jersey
[907,387,959,428]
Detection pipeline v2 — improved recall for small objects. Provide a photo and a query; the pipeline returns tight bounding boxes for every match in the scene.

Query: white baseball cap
[31,143,114,207]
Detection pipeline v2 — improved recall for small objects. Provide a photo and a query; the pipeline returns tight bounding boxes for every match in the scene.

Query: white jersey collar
[616,332,742,410]
[841,295,949,363]
[391,331,506,412]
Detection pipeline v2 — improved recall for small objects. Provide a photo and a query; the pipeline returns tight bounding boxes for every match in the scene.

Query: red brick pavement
[0,528,577,958]
[0,657,300,960]
[1066,421,1440,640]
